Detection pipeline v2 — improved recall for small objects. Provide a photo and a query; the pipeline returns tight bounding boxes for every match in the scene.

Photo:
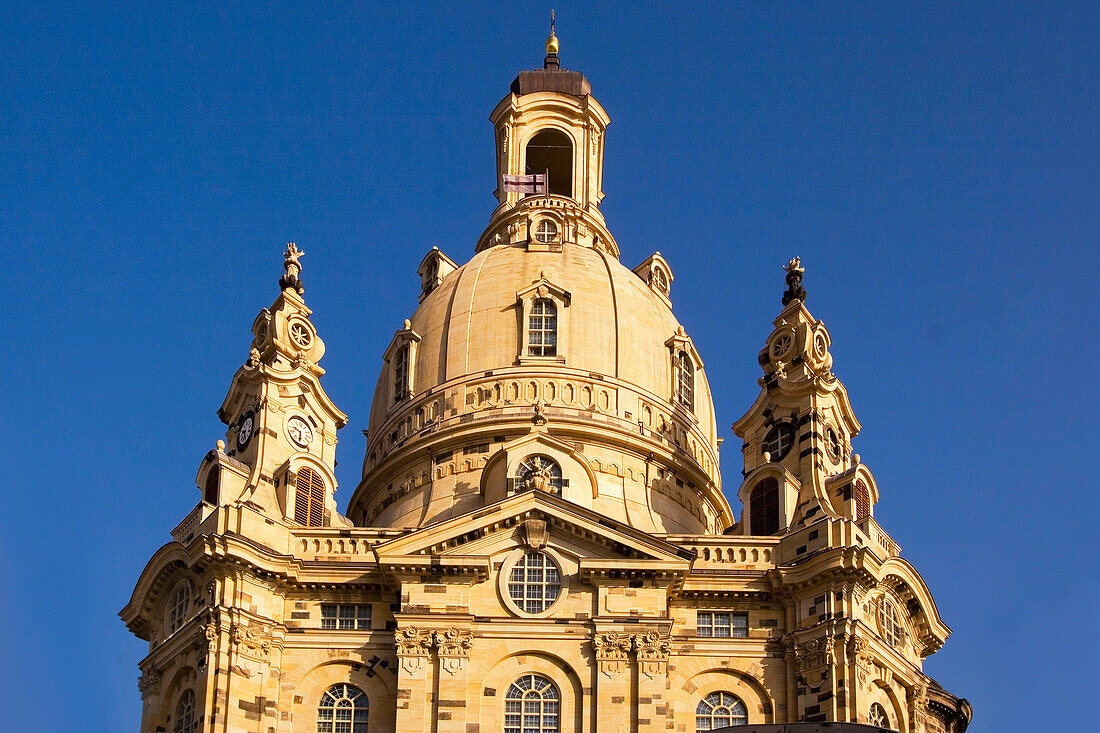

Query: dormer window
[528,300,558,357]
[393,344,410,402]
[677,351,695,410]
[654,267,669,295]
[166,580,191,634]
[203,467,219,505]
[525,129,572,197]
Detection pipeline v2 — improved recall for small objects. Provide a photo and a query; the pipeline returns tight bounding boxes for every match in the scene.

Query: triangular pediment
[374,491,694,572]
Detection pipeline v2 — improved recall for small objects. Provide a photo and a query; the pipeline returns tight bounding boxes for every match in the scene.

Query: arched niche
[525,129,573,197]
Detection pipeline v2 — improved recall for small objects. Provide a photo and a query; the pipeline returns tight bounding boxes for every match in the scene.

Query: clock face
[236,411,255,450]
[286,416,314,448]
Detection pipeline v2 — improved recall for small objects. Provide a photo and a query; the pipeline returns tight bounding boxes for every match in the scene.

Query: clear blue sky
[1,2,1096,731]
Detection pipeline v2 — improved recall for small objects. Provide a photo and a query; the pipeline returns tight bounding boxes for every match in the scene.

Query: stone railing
[857,515,901,558]
[171,501,215,544]
[291,528,403,561]
[665,536,781,569]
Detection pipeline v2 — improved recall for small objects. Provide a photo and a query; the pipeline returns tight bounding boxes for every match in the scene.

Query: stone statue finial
[280,242,305,294]
[782,256,806,306]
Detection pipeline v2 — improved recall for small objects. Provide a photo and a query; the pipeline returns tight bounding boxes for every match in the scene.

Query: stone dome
[347,237,730,535]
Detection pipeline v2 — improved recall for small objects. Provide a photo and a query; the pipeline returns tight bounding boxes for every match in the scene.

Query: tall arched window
[749,478,780,536]
[505,674,560,733]
[854,480,871,522]
[696,691,747,730]
[525,129,572,197]
[677,351,694,410]
[528,300,557,356]
[393,343,410,403]
[877,597,905,649]
[172,689,195,733]
[317,683,368,733]
[294,467,326,527]
[203,467,219,505]
[166,581,190,634]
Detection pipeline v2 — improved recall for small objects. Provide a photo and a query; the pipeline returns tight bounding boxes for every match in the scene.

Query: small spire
[782,256,806,306]
[280,242,304,294]
[544,10,560,69]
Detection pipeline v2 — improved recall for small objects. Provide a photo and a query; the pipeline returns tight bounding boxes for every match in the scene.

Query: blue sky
[1,2,1096,731]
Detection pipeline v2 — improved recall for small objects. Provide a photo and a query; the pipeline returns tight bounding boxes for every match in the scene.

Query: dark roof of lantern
[510,57,591,97]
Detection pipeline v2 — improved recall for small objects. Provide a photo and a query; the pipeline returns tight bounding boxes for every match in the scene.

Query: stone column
[394,625,433,732]
[633,630,672,733]
[433,626,474,733]
[591,630,633,733]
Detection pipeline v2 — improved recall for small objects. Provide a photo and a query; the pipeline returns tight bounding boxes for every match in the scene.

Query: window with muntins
[167,582,190,634]
[749,478,781,535]
[697,611,748,638]
[762,422,794,460]
[294,467,326,527]
[505,674,560,733]
[877,597,905,649]
[696,691,747,730]
[173,689,195,733]
[508,552,561,613]
[868,702,891,729]
[321,604,371,630]
[393,343,409,402]
[677,351,694,410]
[528,299,557,356]
[317,684,368,733]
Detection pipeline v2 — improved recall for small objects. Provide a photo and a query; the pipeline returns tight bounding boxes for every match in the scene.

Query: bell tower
[732,259,881,535]
[204,243,349,527]
[477,21,616,256]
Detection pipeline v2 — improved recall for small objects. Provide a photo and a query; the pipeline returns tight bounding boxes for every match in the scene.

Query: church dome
[345,56,732,535]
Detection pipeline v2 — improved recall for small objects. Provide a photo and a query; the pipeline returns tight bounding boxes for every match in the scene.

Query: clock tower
[200,243,348,528]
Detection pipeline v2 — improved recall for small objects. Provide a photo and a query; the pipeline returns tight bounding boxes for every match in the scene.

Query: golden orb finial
[545,9,559,56]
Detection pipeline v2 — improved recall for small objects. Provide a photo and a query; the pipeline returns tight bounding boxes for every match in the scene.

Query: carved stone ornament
[434,627,474,676]
[395,626,432,676]
[280,242,304,294]
[593,632,632,679]
[782,256,806,306]
[522,518,549,550]
[137,668,161,699]
[795,637,830,673]
[633,631,672,679]
[846,635,873,686]
[231,622,272,661]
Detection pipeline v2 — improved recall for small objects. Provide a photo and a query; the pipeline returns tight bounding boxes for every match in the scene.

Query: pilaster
[632,629,672,733]
[394,624,433,732]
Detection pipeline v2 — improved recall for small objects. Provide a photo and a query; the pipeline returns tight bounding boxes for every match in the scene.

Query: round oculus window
[534,219,558,243]
[770,331,794,360]
[286,416,314,448]
[813,331,828,360]
[289,321,313,349]
[762,422,795,460]
[507,551,562,614]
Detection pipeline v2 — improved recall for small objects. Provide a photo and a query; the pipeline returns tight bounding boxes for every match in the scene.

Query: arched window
[172,689,195,733]
[762,422,794,460]
[505,674,560,733]
[696,691,747,730]
[877,597,905,649]
[166,581,190,634]
[854,480,871,522]
[749,478,780,536]
[528,300,557,357]
[508,552,562,613]
[525,129,572,197]
[654,267,669,295]
[868,702,891,729]
[203,467,219,505]
[294,467,326,527]
[677,351,694,410]
[317,683,368,733]
[393,343,410,403]
[516,455,563,495]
